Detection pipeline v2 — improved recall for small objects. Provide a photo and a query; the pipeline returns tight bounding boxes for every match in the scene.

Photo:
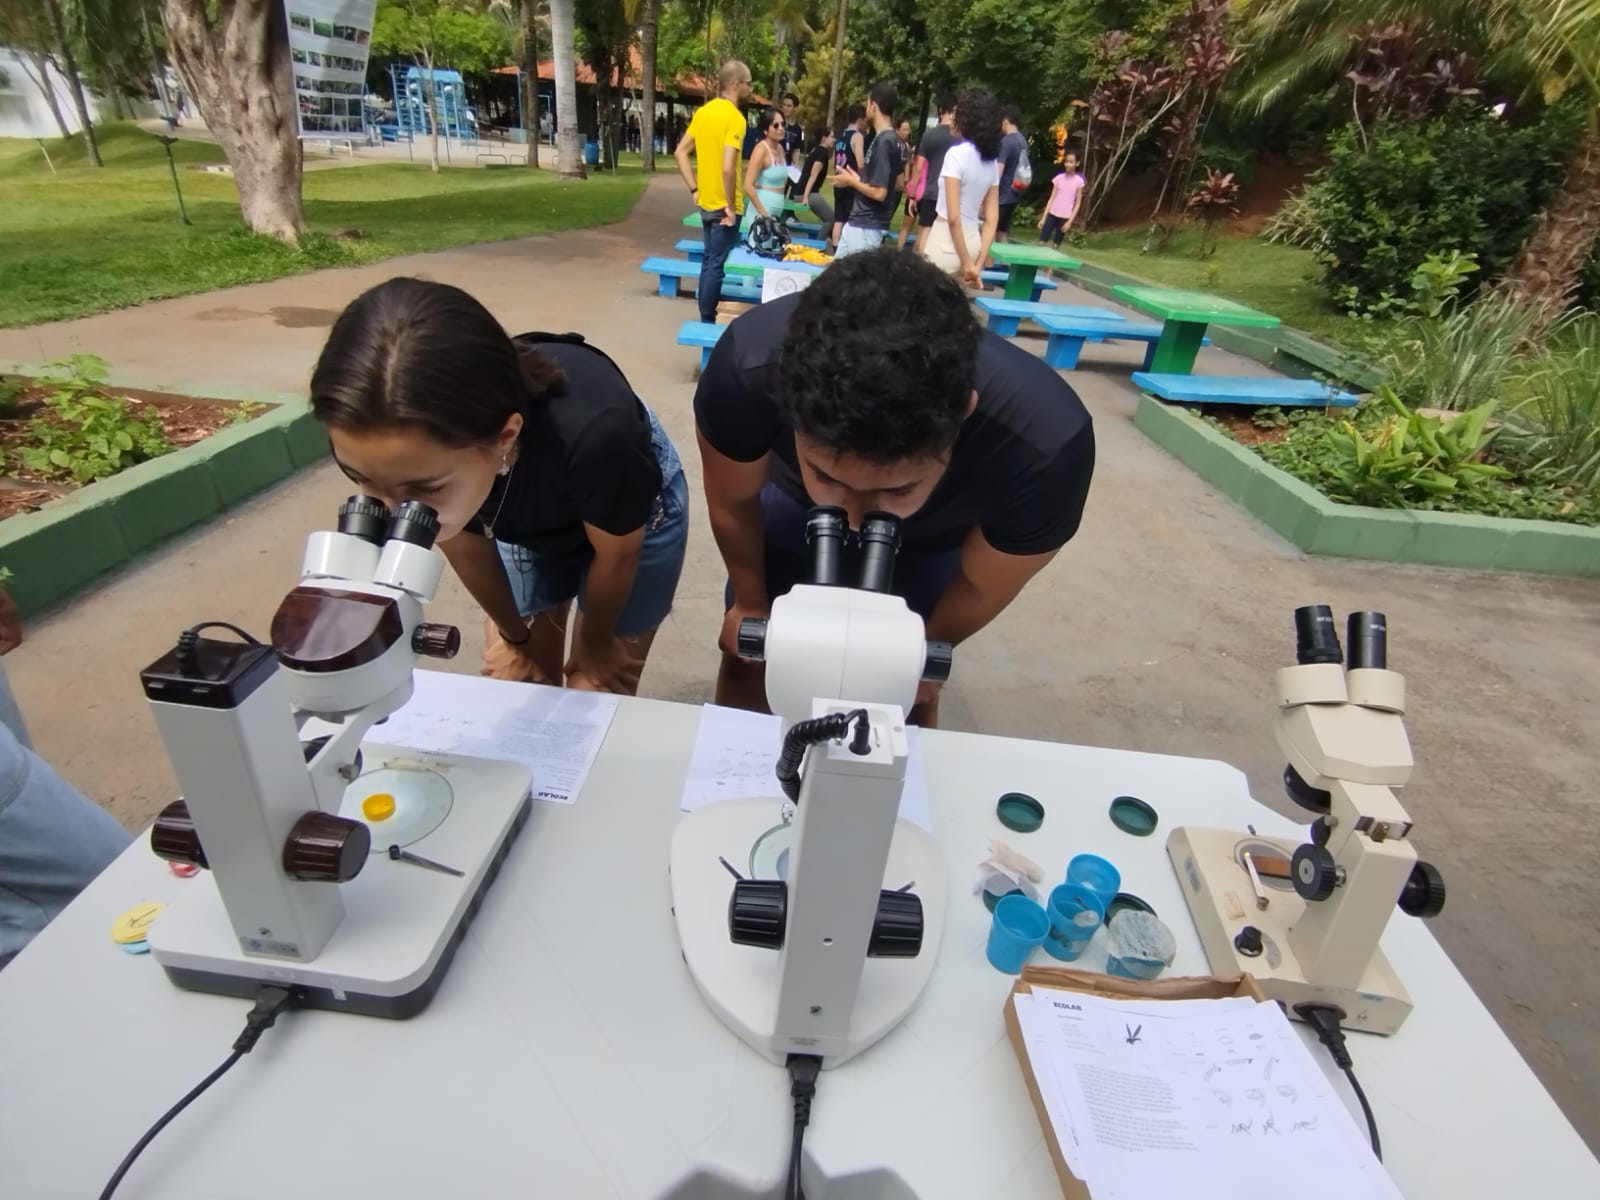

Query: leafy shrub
[1259,182,1330,252]
[1313,105,1583,313]
[13,355,170,484]
[1499,316,1600,491]
[1251,386,1598,523]
[1365,291,1543,413]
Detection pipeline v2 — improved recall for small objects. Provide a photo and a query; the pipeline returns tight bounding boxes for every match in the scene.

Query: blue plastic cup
[1044,883,1106,961]
[1066,854,1121,907]
[986,893,1050,974]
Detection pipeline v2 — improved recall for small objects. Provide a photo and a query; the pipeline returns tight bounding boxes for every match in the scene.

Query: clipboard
[1003,967,1269,1200]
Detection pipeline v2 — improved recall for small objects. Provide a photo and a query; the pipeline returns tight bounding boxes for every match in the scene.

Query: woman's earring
[498,456,510,476]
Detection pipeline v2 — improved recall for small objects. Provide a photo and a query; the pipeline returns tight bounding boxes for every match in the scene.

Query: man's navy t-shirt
[693,294,1096,556]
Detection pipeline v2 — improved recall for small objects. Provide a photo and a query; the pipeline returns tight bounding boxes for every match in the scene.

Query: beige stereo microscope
[1168,606,1446,1035]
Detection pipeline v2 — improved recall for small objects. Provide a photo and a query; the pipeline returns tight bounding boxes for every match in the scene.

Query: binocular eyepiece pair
[337,496,441,552]
[805,507,901,593]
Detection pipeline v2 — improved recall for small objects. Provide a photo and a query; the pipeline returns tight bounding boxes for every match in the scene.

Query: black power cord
[1295,1003,1381,1161]
[98,984,297,1200]
[775,710,869,802]
[784,1053,822,1200]
[174,621,262,677]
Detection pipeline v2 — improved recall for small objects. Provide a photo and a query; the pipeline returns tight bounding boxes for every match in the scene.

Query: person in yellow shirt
[675,60,753,324]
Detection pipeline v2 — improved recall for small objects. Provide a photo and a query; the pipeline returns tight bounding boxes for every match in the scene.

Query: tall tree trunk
[139,0,174,121]
[1499,120,1600,331]
[640,0,659,171]
[160,0,304,242]
[825,0,848,132]
[422,51,441,173]
[18,52,72,139]
[521,0,541,168]
[43,0,101,166]
[549,0,585,178]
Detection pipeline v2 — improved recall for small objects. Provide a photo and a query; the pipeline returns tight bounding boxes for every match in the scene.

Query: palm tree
[549,0,586,177]
[826,0,848,131]
[1237,0,1600,319]
[490,0,547,168]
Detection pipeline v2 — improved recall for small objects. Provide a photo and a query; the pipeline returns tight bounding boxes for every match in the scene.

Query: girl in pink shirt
[1038,153,1085,246]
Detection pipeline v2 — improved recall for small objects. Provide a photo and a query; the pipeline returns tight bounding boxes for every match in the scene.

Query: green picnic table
[988,243,1081,301]
[1110,286,1281,374]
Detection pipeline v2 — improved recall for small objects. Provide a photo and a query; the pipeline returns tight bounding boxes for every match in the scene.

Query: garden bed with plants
[0,356,262,521]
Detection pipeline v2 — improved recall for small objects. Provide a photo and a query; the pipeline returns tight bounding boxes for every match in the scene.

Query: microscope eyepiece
[386,500,441,550]
[337,495,390,545]
[805,506,849,586]
[1346,611,1387,670]
[857,512,901,594]
[1293,604,1343,665]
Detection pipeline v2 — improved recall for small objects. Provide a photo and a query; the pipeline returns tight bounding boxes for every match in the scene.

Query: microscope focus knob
[282,812,371,883]
[922,641,953,683]
[1291,843,1339,902]
[412,622,462,659]
[150,799,209,870]
[1398,860,1447,919]
[736,617,768,661]
[728,879,787,949]
[1233,925,1264,957]
[867,889,924,958]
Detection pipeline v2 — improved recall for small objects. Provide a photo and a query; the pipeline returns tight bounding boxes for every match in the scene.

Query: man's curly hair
[776,249,981,462]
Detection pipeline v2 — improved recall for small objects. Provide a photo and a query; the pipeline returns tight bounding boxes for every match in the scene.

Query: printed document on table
[679,704,933,831]
[1014,989,1402,1200]
[370,670,618,805]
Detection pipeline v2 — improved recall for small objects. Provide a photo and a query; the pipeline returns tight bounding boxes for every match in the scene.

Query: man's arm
[674,133,698,196]
[924,528,1059,647]
[699,429,771,613]
[721,144,739,222]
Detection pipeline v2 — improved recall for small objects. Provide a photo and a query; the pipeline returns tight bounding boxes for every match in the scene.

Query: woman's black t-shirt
[465,333,661,558]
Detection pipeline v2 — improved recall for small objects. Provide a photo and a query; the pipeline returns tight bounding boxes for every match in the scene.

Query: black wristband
[499,625,531,647]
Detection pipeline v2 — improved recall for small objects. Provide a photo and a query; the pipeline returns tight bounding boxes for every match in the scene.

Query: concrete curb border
[1070,261,1387,391]
[0,365,325,616]
[1133,393,1600,578]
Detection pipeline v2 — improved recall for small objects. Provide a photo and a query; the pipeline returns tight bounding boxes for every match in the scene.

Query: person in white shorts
[924,88,1003,287]
[830,83,906,258]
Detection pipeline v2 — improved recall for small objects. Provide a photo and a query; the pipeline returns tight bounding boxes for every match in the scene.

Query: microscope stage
[1168,825,1414,1035]
[148,747,531,1018]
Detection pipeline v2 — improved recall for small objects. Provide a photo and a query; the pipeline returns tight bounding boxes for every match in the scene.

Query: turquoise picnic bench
[1038,316,1208,370]
[677,320,725,370]
[675,237,826,260]
[974,297,1126,337]
[1130,372,1361,407]
[640,257,761,302]
[979,270,1057,303]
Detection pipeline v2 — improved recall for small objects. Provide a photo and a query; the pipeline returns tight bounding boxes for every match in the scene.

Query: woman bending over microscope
[309,278,689,695]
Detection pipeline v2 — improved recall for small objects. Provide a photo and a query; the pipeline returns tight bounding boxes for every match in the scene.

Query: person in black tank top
[310,278,689,695]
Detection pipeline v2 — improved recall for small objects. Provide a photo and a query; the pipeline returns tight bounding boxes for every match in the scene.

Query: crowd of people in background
[671,68,1086,297]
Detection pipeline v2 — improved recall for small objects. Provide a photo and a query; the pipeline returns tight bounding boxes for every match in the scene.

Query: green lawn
[1074,225,1358,346]
[0,124,647,328]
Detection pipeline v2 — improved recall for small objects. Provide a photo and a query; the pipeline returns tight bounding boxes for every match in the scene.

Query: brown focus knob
[282,812,370,882]
[150,799,209,870]
[412,622,461,659]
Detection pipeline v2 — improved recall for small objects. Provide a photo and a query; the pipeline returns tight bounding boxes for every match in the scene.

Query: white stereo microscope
[1168,606,1447,1034]
[139,497,532,1017]
[669,509,952,1067]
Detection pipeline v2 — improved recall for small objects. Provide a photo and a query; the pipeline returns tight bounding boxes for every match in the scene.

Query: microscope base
[669,799,946,1068]
[148,748,531,1019]
[1168,826,1414,1035]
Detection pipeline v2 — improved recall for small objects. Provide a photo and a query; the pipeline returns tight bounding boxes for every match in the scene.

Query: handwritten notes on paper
[1012,990,1402,1200]
[679,704,933,832]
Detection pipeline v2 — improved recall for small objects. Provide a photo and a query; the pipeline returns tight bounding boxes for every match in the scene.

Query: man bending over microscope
[695,248,1096,726]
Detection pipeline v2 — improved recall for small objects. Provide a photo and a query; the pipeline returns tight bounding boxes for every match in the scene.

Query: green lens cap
[996,792,1045,834]
[1109,795,1159,837]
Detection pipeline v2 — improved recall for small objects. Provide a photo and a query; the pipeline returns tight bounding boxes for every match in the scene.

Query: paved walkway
[3,177,1597,1150]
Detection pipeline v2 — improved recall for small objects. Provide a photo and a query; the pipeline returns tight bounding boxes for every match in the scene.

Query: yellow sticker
[111,901,164,945]
[362,792,396,821]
